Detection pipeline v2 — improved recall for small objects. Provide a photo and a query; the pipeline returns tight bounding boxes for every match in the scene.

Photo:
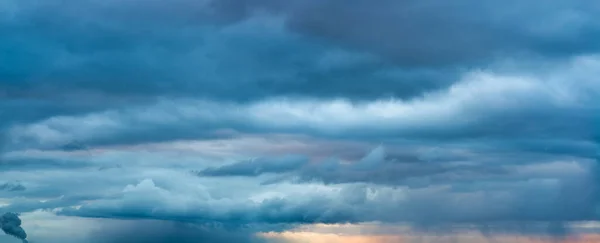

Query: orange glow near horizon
[259,231,600,243]
[260,231,405,243]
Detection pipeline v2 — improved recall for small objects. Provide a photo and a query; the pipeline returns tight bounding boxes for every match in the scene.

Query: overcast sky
[1,0,600,242]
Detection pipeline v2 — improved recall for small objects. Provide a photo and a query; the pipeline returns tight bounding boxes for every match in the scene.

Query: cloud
[0,140,597,240]
[5,55,599,150]
[1,1,600,242]
[0,183,25,192]
[199,146,516,188]
[0,213,28,243]
[0,157,93,171]
[86,219,271,243]
[58,178,359,225]
[0,0,454,111]
[3,210,275,243]
[211,0,600,66]
[56,159,599,227]
[276,146,514,187]
[197,155,308,177]
[1,54,597,237]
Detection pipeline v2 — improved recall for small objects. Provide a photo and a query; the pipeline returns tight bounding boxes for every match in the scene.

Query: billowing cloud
[4,55,599,151]
[0,213,28,243]
[56,156,598,226]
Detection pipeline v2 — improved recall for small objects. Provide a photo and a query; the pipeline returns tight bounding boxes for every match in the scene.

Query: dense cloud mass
[0,213,28,243]
[212,0,600,66]
[1,0,600,242]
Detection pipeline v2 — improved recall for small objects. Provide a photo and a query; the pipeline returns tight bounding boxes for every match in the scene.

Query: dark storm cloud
[0,213,28,243]
[1,0,599,151]
[0,0,455,112]
[211,0,600,66]
[3,0,597,116]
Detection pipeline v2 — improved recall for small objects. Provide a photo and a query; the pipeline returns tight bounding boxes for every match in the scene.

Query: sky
[1,0,600,242]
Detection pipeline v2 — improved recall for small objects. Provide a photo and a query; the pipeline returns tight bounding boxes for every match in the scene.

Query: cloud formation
[87,220,270,243]
[197,155,309,177]
[1,0,600,242]
[0,0,455,108]
[0,183,25,192]
[211,0,600,66]
[0,213,28,243]
[2,52,598,149]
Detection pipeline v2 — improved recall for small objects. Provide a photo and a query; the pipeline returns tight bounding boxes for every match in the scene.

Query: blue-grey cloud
[4,55,599,150]
[0,157,93,171]
[289,147,513,187]
[197,146,516,187]
[196,155,308,177]
[56,169,599,227]
[86,220,271,243]
[0,195,103,214]
[3,0,599,127]
[1,0,600,241]
[0,147,596,240]
[0,183,25,192]
[211,0,600,65]
[0,0,453,110]
[0,213,28,243]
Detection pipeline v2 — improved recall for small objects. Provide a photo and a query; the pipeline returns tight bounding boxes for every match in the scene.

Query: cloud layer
[2,0,600,242]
